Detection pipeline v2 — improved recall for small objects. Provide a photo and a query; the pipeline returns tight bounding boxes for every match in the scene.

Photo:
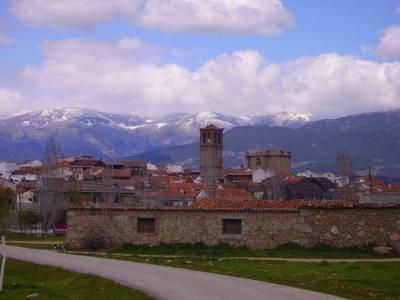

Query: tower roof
[201,124,223,130]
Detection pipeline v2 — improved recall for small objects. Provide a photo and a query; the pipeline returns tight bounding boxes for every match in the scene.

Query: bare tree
[38,137,67,235]
[336,148,353,178]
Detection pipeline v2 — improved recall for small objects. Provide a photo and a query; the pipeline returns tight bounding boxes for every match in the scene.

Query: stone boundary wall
[66,208,400,250]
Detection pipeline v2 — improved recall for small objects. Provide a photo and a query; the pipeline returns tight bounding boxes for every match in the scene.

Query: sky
[0,0,400,119]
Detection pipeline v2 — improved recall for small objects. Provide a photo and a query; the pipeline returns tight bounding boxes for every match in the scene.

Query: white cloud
[0,88,23,117]
[377,25,400,58]
[10,0,294,35]
[3,37,398,119]
[10,0,128,30]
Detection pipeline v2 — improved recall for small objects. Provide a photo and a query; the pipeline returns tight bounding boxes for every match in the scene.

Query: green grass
[113,242,393,259]
[2,259,152,300]
[112,255,400,300]
[2,231,65,242]
[7,242,57,250]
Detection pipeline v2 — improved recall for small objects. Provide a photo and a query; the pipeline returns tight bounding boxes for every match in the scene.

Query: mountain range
[0,107,312,161]
[1,107,399,177]
[128,110,400,177]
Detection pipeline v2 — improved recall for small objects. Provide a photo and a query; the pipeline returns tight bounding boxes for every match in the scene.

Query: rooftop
[246,150,291,157]
[70,199,400,213]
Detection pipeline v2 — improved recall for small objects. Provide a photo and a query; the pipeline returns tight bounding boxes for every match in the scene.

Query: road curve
[6,246,344,300]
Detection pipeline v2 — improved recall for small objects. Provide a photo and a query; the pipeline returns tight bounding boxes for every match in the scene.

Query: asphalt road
[6,245,344,300]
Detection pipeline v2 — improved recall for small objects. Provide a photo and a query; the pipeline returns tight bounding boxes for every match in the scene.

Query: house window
[256,158,261,167]
[222,219,242,234]
[137,218,155,233]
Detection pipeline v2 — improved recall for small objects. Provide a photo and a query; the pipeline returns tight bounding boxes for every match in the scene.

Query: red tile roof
[189,199,361,212]
[70,198,400,213]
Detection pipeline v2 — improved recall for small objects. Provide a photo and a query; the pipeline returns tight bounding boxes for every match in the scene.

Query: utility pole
[368,167,373,193]
[0,235,6,292]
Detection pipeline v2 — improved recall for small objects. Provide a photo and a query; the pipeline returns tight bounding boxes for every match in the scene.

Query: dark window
[256,158,261,167]
[222,219,242,234]
[137,218,155,233]
[202,132,206,144]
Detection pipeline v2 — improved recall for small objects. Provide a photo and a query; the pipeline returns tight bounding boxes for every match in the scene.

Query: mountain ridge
[128,109,400,177]
[0,107,312,161]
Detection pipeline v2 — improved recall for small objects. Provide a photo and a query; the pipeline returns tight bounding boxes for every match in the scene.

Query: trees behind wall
[38,137,68,235]
[17,210,41,232]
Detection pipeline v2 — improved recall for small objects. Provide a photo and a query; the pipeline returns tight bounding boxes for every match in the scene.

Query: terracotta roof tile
[189,199,362,212]
[70,198,400,212]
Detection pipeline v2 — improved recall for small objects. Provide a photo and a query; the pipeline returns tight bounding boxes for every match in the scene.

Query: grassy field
[7,242,56,250]
[112,255,400,300]
[113,242,394,259]
[2,231,65,242]
[6,241,400,299]
[2,259,152,300]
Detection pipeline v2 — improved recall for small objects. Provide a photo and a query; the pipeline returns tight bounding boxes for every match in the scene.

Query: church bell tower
[200,124,224,176]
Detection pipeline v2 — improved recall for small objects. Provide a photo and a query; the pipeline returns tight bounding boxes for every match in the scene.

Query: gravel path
[6,245,345,300]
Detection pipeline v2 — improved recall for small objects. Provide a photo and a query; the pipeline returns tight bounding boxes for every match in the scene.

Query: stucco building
[246,150,291,177]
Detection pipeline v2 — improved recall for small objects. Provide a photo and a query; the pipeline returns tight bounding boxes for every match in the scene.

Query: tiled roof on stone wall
[70,198,400,212]
[190,199,358,212]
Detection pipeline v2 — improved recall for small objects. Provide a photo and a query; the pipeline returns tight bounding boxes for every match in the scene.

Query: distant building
[297,169,348,187]
[282,177,337,200]
[200,124,224,175]
[166,164,184,175]
[69,159,106,180]
[0,161,19,179]
[19,160,42,169]
[360,192,400,205]
[246,150,291,177]
[200,124,224,198]
[119,160,147,177]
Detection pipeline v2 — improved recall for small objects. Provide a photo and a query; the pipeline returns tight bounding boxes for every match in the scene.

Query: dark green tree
[0,187,15,231]
[17,210,41,232]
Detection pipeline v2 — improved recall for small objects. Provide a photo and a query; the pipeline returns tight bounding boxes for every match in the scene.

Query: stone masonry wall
[66,208,400,250]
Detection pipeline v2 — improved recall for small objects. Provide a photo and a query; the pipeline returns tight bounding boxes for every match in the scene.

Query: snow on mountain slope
[0,107,313,160]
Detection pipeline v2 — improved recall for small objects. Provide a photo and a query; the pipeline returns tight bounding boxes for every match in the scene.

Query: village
[0,124,399,214]
[0,124,399,252]
[2,1,400,299]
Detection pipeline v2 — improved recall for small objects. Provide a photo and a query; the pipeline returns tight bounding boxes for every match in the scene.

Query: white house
[19,160,42,168]
[252,168,274,183]
[296,169,349,187]
[0,161,19,179]
[167,164,184,174]
[10,174,38,182]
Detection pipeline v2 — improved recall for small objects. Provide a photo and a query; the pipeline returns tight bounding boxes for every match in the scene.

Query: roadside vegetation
[112,255,400,300]
[2,231,64,242]
[6,240,400,299]
[2,259,152,300]
[113,242,395,259]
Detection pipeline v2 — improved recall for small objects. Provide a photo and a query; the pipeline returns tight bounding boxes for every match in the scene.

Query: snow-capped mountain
[1,107,400,177]
[130,109,400,177]
[0,107,313,161]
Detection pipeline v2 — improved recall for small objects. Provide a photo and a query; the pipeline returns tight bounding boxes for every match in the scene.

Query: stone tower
[200,124,224,176]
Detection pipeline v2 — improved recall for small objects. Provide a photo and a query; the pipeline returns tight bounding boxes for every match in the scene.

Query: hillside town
[1,124,400,236]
